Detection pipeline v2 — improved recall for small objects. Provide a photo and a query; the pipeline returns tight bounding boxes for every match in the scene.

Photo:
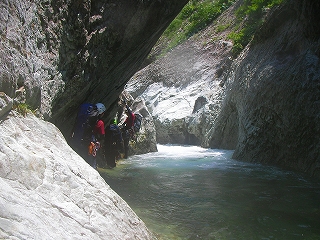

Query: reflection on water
[100,145,320,240]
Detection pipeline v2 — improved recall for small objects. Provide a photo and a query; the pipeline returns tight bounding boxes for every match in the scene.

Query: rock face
[118,91,158,155]
[126,0,320,178]
[0,112,154,239]
[1,0,190,236]
[125,3,236,147]
[0,92,13,118]
[0,0,189,138]
[0,0,64,117]
[212,0,320,177]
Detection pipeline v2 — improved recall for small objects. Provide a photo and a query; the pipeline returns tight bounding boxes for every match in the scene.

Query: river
[100,144,320,240]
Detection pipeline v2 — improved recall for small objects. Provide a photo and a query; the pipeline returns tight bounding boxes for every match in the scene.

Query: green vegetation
[13,103,36,116]
[162,0,236,52]
[158,0,285,58]
[216,23,230,33]
[228,0,284,56]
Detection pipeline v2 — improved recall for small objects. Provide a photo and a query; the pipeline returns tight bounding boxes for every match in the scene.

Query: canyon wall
[0,0,189,237]
[0,0,188,136]
[213,0,320,177]
[126,0,320,178]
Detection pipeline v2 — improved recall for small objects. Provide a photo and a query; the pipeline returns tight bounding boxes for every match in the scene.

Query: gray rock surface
[0,0,63,118]
[0,92,13,118]
[0,0,188,138]
[213,0,320,177]
[128,96,158,156]
[0,113,154,239]
[126,0,320,178]
[126,4,236,147]
[118,91,158,156]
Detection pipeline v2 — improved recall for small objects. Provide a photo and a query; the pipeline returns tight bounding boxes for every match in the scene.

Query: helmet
[95,103,106,115]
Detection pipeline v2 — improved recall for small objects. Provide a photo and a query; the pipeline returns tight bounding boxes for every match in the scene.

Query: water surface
[100,145,320,239]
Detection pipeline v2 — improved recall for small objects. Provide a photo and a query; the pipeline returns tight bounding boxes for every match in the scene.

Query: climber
[120,103,135,159]
[85,102,106,170]
[104,119,123,168]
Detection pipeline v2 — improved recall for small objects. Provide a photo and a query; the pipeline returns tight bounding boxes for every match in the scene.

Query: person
[121,104,135,159]
[104,119,123,168]
[70,103,95,158]
[87,102,106,170]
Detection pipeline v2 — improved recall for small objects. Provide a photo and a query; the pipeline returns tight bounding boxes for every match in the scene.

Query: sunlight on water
[100,145,320,240]
[126,144,235,170]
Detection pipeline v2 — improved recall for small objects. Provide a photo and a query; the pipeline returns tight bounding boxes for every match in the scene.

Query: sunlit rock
[126,36,234,146]
[0,113,154,239]
[127,0,320,178]
[0,92,13,118]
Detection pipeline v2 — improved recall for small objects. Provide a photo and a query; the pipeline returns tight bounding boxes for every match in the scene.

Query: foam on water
[126,144,235,169]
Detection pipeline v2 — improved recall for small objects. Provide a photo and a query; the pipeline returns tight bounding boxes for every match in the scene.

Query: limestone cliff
[0,112,154,239]
[125,2,238,146]
[214,0,320,177]
[0,0,189,237]
[0,0,188,137]
[126,0,320,178]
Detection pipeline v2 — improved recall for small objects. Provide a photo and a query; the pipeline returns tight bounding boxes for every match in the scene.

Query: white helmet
[95,103,106,115]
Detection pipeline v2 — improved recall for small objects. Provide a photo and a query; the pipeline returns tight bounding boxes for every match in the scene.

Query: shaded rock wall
[0,0,64,117]
[50,0,189,137]
[210,0,320,177]
[0,0,189,138]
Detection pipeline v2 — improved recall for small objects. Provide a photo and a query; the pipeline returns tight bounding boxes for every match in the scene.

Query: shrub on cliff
[158,0,237,54]
[152,0,285,59]
[228,0,285,56]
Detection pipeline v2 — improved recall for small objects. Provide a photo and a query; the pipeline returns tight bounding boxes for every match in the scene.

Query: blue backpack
[72,103,98,144]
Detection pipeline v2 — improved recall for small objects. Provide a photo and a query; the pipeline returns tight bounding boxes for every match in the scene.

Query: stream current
[100,144,320,239]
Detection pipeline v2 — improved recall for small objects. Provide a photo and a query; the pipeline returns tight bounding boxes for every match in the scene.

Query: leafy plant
[161,0,237,53]
[13,103,35,116]
[236,0,284,17]
[156,0,285,58]
[228,0,284,56]
[216,24,230,33]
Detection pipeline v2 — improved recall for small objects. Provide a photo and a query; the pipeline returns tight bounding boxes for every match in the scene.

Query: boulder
[129,96,158,155]
[0,113,154,239]
[118,91,157,156]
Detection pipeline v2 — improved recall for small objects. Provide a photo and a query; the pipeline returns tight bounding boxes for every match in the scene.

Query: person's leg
[110,149,117,168]
[124,137,129,159]
[105,146,115,168]
[92,157,97,170]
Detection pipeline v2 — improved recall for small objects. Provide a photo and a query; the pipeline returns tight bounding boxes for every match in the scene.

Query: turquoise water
[100,145,320,240]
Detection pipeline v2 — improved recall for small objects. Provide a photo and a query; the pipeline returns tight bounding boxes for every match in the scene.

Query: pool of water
[100,145,320,239]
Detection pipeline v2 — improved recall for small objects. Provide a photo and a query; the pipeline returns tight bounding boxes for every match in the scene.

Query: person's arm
[126,105,133,115]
